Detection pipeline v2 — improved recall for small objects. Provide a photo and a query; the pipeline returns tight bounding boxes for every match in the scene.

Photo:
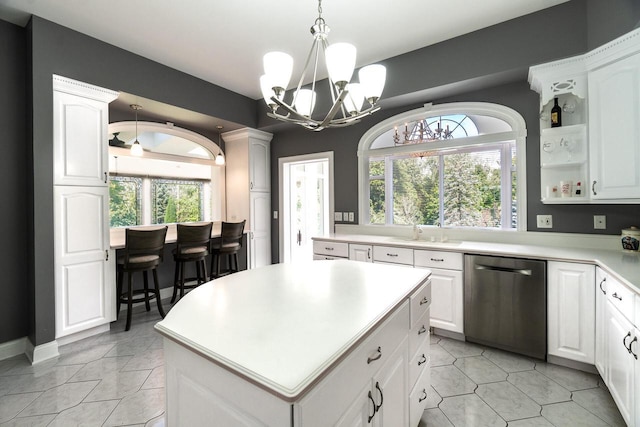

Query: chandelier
[259,0,386,131]
[394,120,454,146]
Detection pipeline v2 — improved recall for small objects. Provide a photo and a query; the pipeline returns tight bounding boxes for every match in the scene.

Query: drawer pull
[630,337,638,360]
[367,346,382,364]
[367,391,376,423]
[374,381,384,412]
[612,292,622,301]
[418,325,427,335]
[430,258,444,262]
[599,278,606,295]
[418,354,427,366]
[325,247,334,251]
[418,388,428,403]
[386,253,398,257]
[623,332,632,353]
[420,297,429,306]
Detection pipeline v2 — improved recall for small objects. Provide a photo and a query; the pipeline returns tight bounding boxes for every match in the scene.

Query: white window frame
[357,102,527,231]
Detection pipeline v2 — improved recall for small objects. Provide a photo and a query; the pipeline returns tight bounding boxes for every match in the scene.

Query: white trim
[278,152,335,263]
[53,74,119,103]
[357,102,528,231]
[0,337,28,361]
[25,340,59,365]
[55,324,110,347]
[108,121,223,160]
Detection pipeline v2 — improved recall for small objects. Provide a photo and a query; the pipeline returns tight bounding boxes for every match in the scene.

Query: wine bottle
[551,97,562,127]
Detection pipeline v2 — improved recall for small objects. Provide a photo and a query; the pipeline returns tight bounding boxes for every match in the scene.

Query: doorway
[279,152,334,263]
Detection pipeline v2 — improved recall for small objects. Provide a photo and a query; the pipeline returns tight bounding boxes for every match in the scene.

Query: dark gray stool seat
[171,222,213,303]
[116,227,168,331]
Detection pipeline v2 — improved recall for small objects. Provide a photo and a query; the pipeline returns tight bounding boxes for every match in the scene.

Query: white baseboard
[0,337,28,361]
[56,324,110,347]
[25,340,59,365]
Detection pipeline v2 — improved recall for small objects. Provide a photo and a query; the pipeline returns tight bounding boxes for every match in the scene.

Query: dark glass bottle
[551,97,562,127]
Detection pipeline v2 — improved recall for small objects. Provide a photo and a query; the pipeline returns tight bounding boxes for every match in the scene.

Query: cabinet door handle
[418,354,427,366]
[599,278,606,295]
[420,297,429,306]
[250,181,254,190]
[592,180,597,196]
[386,253,398,257]
[105,250,109,261]
[623,332,632,353]
[430,258,444,262]
[367,346,382,364]
[367,248,371,259]
[418,325,427,335]
[104,172,108,183]
[418,388,428,403]
[374,381,383,412]
[630,337,638,360]
[367,391,376,423]
[612,292,622,301]
[325,247,334,251]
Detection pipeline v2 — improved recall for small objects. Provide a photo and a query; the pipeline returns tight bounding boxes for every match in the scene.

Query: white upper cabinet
[53,75,118,187]
[589,51,640,200]
[249,139,270,192]
[530,27,640,203]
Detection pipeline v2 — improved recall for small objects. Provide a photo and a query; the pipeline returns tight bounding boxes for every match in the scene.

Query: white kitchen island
[155,260,432,426]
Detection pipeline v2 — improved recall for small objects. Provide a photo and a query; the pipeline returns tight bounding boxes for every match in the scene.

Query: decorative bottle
[551,97,562,127]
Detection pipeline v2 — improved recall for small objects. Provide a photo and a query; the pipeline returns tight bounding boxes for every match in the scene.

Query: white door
[279,152,334,263]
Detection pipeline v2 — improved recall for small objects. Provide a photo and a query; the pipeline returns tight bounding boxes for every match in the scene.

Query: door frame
[278,151,334,263]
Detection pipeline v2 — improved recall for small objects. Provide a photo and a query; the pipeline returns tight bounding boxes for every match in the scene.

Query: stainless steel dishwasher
[464,254,547,360]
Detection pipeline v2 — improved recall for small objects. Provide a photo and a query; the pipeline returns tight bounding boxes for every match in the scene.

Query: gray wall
[0,19,28,344]
[268,0,640,262]
[27,16,258,345]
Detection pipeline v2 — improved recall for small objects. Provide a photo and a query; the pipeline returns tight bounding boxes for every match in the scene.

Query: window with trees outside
[359,102,527,231]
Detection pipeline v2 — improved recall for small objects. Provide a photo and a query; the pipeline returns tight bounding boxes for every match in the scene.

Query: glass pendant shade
[325,42,356,88]
[215,153,225,165]
[263,51,293,93]
[359,64,386,103]
[260,75,278,107]
[343,83,365,115]
[294,89,316,116]
[130,140,143,157]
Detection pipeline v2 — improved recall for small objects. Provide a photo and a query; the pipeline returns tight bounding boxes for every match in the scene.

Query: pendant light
[130,104,144,157]
[215,125,225,165]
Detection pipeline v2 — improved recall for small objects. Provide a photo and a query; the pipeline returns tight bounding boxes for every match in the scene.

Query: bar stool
[171,222,213,303]
[210,220,246,279]
[116,226,168,331]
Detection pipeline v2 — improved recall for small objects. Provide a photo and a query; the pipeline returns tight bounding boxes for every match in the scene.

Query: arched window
[358,102,527,231]
[107,121,225,227]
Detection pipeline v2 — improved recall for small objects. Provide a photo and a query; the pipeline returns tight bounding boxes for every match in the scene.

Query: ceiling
[1,0,568,103]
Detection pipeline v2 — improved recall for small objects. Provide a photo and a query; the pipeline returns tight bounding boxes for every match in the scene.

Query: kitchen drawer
[607,275,635,323]
[409,308,430,358]
[409,337,429,390]
[297,301,410,425]
[312,240,349,258]
[313,254,347,260]
[373,245,413,265]
[409,362,431,427]
[410,279,431,327]
[414,249,463,270]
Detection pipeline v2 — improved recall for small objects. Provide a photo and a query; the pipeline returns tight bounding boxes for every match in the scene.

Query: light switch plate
[348,212,354,222]
[334,212,343,221]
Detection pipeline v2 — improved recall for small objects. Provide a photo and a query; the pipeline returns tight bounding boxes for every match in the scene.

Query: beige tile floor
[0,301,626,426]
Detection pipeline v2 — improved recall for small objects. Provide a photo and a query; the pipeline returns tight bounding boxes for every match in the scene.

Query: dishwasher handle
[474,264,532,276]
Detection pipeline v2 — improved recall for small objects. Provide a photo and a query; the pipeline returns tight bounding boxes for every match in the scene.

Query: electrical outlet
[536,214,553,228]
[594,215,606,229]
[273,210,278,219]
[348,212,354,222]
[334,212,343,221]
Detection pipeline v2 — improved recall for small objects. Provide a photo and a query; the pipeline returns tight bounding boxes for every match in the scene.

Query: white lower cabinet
[414,250,463,333]
[349,244,373,262]
[373,246,413,266]
[595,267,608,378]
[547,261,595,363]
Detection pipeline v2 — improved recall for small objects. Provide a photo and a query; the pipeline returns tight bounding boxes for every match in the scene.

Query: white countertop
[313,233,640,293]
[154,260,430,401]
